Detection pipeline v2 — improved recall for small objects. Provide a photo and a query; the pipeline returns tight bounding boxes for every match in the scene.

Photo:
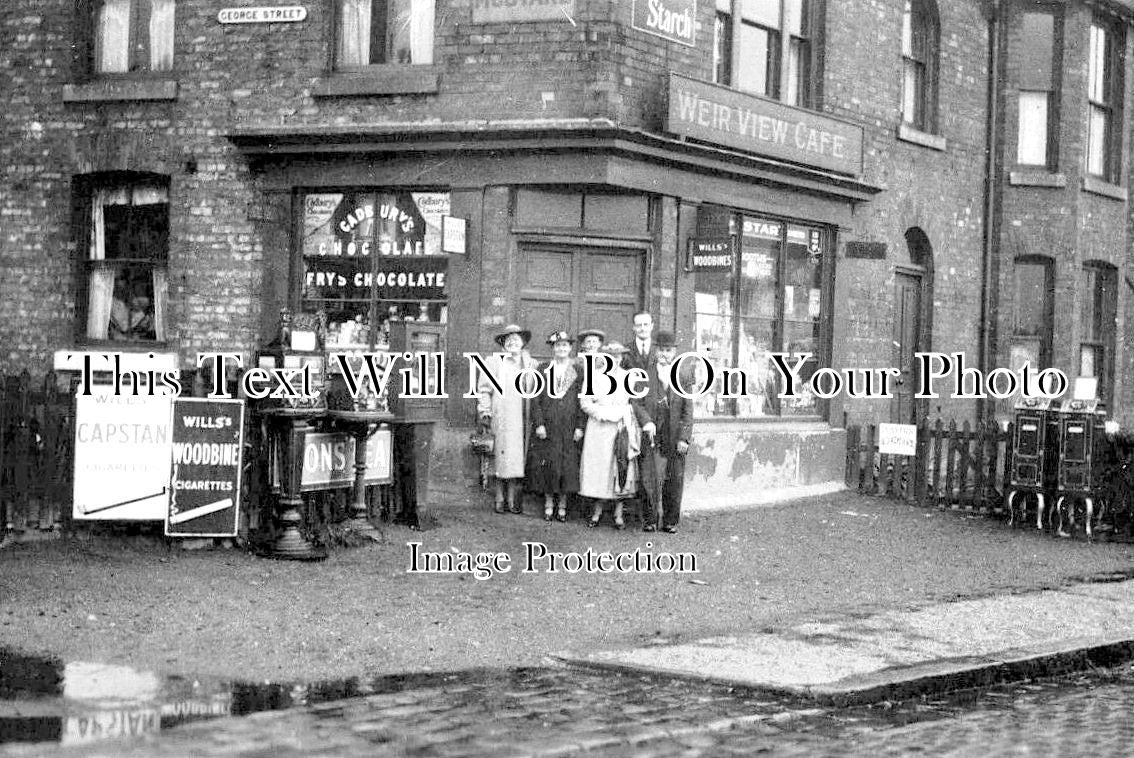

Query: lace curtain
[338,0,433,66]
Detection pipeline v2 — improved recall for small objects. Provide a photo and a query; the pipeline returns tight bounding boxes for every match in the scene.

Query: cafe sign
[632,0,696,46]
[667,74,864,176]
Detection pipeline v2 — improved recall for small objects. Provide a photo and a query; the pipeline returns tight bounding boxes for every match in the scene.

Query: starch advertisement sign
[73,392,174,520]
[167,398,245,537]
[632,0,696,46]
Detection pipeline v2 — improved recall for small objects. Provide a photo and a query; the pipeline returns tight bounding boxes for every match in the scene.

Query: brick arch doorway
[892,228,935,424]
[515,242,646,362]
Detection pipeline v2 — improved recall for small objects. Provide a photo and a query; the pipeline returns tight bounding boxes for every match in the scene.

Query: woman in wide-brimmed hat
[577,342,654,529]
[526,330,587,522]
[476,323,537,513]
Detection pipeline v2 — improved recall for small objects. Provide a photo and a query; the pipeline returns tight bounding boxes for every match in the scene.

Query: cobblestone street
[8,663,1134,757]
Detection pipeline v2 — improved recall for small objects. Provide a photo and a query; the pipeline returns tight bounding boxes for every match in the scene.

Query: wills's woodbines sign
[167,398,245,538]
[666,74,864,176]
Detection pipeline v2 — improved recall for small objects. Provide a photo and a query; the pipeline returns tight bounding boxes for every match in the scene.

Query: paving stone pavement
[9,664,1134,757]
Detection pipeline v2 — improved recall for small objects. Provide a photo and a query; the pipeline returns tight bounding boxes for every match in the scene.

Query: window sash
[94,0,174,74]
[716,1,811,104]
[902,58,926,127]
[336,0,434,68]
[1087,104,1109,177]
[84,182,169,343]
[1017,91,1050,166]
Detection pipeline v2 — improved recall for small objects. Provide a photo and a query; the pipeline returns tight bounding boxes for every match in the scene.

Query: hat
[546,330,575,345]
[602,341,631,356]
[494,324,531,348]
[576,328,606,343]
[655,331,677,348]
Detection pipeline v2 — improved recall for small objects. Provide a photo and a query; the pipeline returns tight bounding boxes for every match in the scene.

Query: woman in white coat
[578,343,655,528]
[477,324,537,513]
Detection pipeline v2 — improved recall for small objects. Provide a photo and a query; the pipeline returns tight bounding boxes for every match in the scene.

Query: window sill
[897,123,947,151]
[63,78,178,103]
[1082,175,1127,202]
[312,66,440,97]
[1009,170,1067,188]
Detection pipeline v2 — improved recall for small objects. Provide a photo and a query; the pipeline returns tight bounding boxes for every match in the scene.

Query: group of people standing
[475,312,693,533]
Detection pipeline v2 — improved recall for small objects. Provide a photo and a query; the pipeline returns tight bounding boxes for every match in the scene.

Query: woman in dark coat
[526,331,586,522]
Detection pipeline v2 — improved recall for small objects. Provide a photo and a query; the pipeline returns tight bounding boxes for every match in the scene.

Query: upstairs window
[1016,10,1059,168]
[713,0,815,107]
[1010,257,1054,371]
[78,175,169,344]
[901,0,939,132]
[1087,18,1123,182]
[91,0,175,74]
[335,0,435,68]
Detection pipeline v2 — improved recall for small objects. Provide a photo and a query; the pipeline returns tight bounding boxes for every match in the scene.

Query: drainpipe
[979,0,1002,425]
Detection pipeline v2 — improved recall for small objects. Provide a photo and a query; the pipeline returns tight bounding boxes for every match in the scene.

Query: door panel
[891,271,922,424]
[518,244,643,360]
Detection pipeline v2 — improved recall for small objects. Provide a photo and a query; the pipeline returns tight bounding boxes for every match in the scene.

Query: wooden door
[517,244,643,361]
[891,271,923,424]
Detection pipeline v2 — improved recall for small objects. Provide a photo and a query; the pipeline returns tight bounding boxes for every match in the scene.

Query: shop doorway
[516,243,644,360]
[891,228,934,424]
[892,270,923,424]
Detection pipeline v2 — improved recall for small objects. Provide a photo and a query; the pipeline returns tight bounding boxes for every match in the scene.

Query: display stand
[261,407,327,561]
[326,409,394,540]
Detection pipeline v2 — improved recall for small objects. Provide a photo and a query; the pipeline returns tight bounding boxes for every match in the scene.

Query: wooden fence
[846,420,1013,513]
[0,371,75,532]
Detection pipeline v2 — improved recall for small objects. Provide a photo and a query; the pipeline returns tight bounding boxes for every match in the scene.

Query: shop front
[229,76,878,507]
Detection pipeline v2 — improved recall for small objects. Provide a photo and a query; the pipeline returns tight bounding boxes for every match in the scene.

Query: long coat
[578,368,652,500]
[476,352,537,479]
[525,360,586,495]
[635,361,695,508]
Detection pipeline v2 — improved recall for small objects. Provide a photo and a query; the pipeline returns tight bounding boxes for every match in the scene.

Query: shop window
[1080,262,1116,406]
[1016,10,1059,168]
[693,208,829,419]
[1087,18,1122,182]
[78,175,169,344]
[80,0,175,74]
[901,0,939,133]
[1010,257,1054,371]
[713,0,815,108]
[301,190,450,349]
[335,0,434,68]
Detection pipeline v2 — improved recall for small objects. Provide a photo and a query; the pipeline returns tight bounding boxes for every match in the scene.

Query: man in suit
[637,331,694,533]
[625,311,655,372]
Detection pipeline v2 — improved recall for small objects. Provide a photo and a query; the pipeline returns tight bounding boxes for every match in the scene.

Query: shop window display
[301,190,449,350]
[693,210,827,419]
[81,177,169,344]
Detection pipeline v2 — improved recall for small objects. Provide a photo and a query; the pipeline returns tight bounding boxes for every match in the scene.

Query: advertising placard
[217,6,307,23]
[271,429,394,492]
[667,74,864,176]
[73,392,174,520]
[686,237,734,271]
[631,0,696,46]
[167,398,245,537]
[878,423,918,456]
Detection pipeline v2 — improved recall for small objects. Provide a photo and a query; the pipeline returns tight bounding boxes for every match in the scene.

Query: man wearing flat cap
[636,330,694,533]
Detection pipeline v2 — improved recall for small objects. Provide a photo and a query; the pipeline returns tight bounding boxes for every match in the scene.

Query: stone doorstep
[555,634,1134,706]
